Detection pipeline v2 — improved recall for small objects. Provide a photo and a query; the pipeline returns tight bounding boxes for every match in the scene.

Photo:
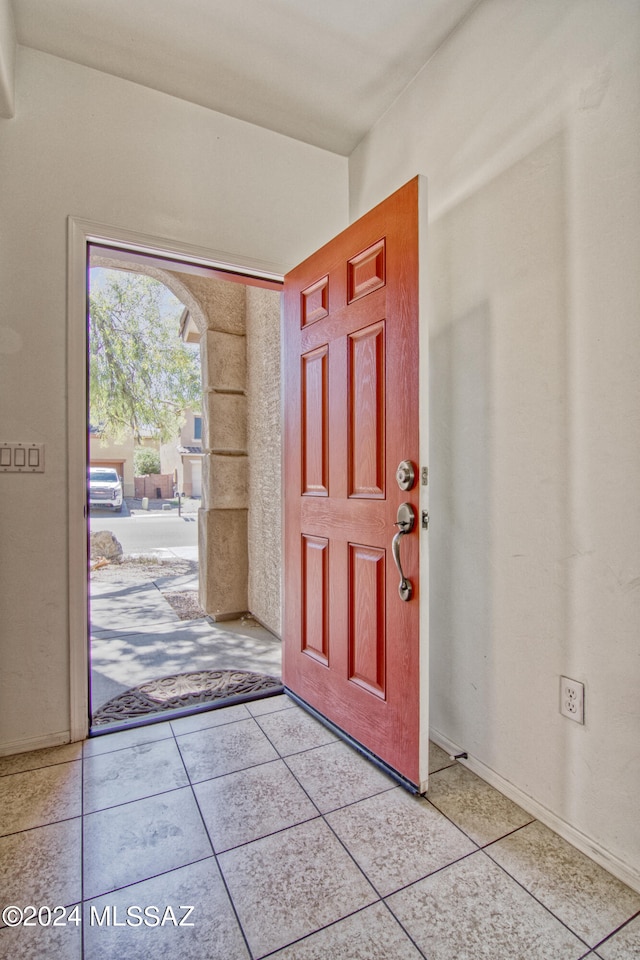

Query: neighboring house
[92,311,200,496]
[89,426,160,498]
[160,309,203,497]
[160,409,203,498]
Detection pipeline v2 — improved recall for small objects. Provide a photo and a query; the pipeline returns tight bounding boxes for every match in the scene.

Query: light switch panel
[0,443,45,472]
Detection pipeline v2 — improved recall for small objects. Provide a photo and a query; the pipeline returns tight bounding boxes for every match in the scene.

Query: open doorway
[84,242,284,733]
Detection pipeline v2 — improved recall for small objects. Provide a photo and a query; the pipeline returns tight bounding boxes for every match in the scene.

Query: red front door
[283,177,428,790]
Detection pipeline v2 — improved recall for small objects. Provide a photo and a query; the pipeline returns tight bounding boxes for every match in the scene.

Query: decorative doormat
[92,669,283,726]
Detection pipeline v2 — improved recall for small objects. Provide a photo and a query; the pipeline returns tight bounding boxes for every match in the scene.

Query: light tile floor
[1,695,639,959]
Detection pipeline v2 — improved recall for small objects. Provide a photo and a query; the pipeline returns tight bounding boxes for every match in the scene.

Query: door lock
[395,460,416,491]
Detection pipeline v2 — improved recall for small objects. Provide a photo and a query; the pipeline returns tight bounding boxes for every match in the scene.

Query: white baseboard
[430,728,640,895]
[0,730,73,757]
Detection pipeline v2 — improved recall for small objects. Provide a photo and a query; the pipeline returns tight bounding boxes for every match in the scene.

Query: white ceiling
[11,0,479,155]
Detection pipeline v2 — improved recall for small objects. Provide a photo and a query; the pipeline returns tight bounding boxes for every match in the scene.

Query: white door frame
[67,217,286,741]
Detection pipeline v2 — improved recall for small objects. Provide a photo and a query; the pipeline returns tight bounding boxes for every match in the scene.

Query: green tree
[89,270,200,444]
[133,448,162,477]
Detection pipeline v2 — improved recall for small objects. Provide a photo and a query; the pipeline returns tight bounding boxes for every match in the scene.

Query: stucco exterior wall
[188,278,249,618]
[246,286,282,636]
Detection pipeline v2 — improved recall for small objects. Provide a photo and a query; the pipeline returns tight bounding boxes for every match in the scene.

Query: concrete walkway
[90,568,282,716]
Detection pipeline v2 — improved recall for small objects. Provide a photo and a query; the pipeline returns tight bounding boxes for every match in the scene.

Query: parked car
[88,467,123,512]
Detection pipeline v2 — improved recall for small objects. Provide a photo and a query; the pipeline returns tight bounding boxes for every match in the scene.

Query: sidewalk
[124,495,200,516]
[89,563,282,721]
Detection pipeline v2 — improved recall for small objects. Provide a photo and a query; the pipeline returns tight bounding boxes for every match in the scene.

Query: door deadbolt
[396,460,416,491]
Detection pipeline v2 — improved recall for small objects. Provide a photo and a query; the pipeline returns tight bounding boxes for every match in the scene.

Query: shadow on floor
[89,563,281,726]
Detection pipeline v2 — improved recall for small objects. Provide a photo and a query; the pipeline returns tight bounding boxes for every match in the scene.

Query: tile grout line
[324,778,489,905]
[479,818,537,846]
[378,898,431,960]
[478,844,595,952]
[81,856,219,908]
[26,711,634,957]
[381,847,483,901]
[213,811,324,857]
[303,780,400,816]
[83,729,175,758]
[278,752,430,960]
[0,753,84,939]
[578,905,640,955]
[252,714,402,955]
[0,757,86,853]
[475,818,640,947]
[81,721,217,903]
[3,711,634,959]
[82,780,195,818]
[420,783,536,854]
[171,717,255,960]
[0,811,82,840]
[88,704,258,756]
[0,754,83,779]
[255,714,596,957]
[253,901,414,960]
[252,713,431,959]
[255,713,479,897]
[427,761,457,775]
[169,712,255,742]
[396,793,600,947]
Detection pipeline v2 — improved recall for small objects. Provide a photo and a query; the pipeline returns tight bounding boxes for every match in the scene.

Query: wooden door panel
[283,177,425,789]
[348,321,385,498]
[301,345,329,496]
[301,535,329,665]
[347,239,386,302]
[301,275,329,326]
[348,543,386,697]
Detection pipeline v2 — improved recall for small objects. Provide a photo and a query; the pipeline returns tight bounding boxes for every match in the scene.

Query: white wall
[350,0,640,886]
[0,46,347,753]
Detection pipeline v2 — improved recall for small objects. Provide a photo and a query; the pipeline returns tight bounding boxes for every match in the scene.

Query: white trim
[0,731,73,757]
[67,217,286,743]
[430,727,640,895]
[74,218,288,282]
[418,174,430,793]
[67,217,90,742]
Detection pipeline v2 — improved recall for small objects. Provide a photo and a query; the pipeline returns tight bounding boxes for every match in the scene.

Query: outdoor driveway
[89,510,198,556]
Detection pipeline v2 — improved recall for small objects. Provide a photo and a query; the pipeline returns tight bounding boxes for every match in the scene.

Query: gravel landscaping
[90,555,197,583]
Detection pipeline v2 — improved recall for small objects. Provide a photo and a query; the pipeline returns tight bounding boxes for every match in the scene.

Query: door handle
[392,502,415,601]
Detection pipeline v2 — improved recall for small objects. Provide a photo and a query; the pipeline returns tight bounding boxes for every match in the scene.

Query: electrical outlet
[560,676,584,724]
